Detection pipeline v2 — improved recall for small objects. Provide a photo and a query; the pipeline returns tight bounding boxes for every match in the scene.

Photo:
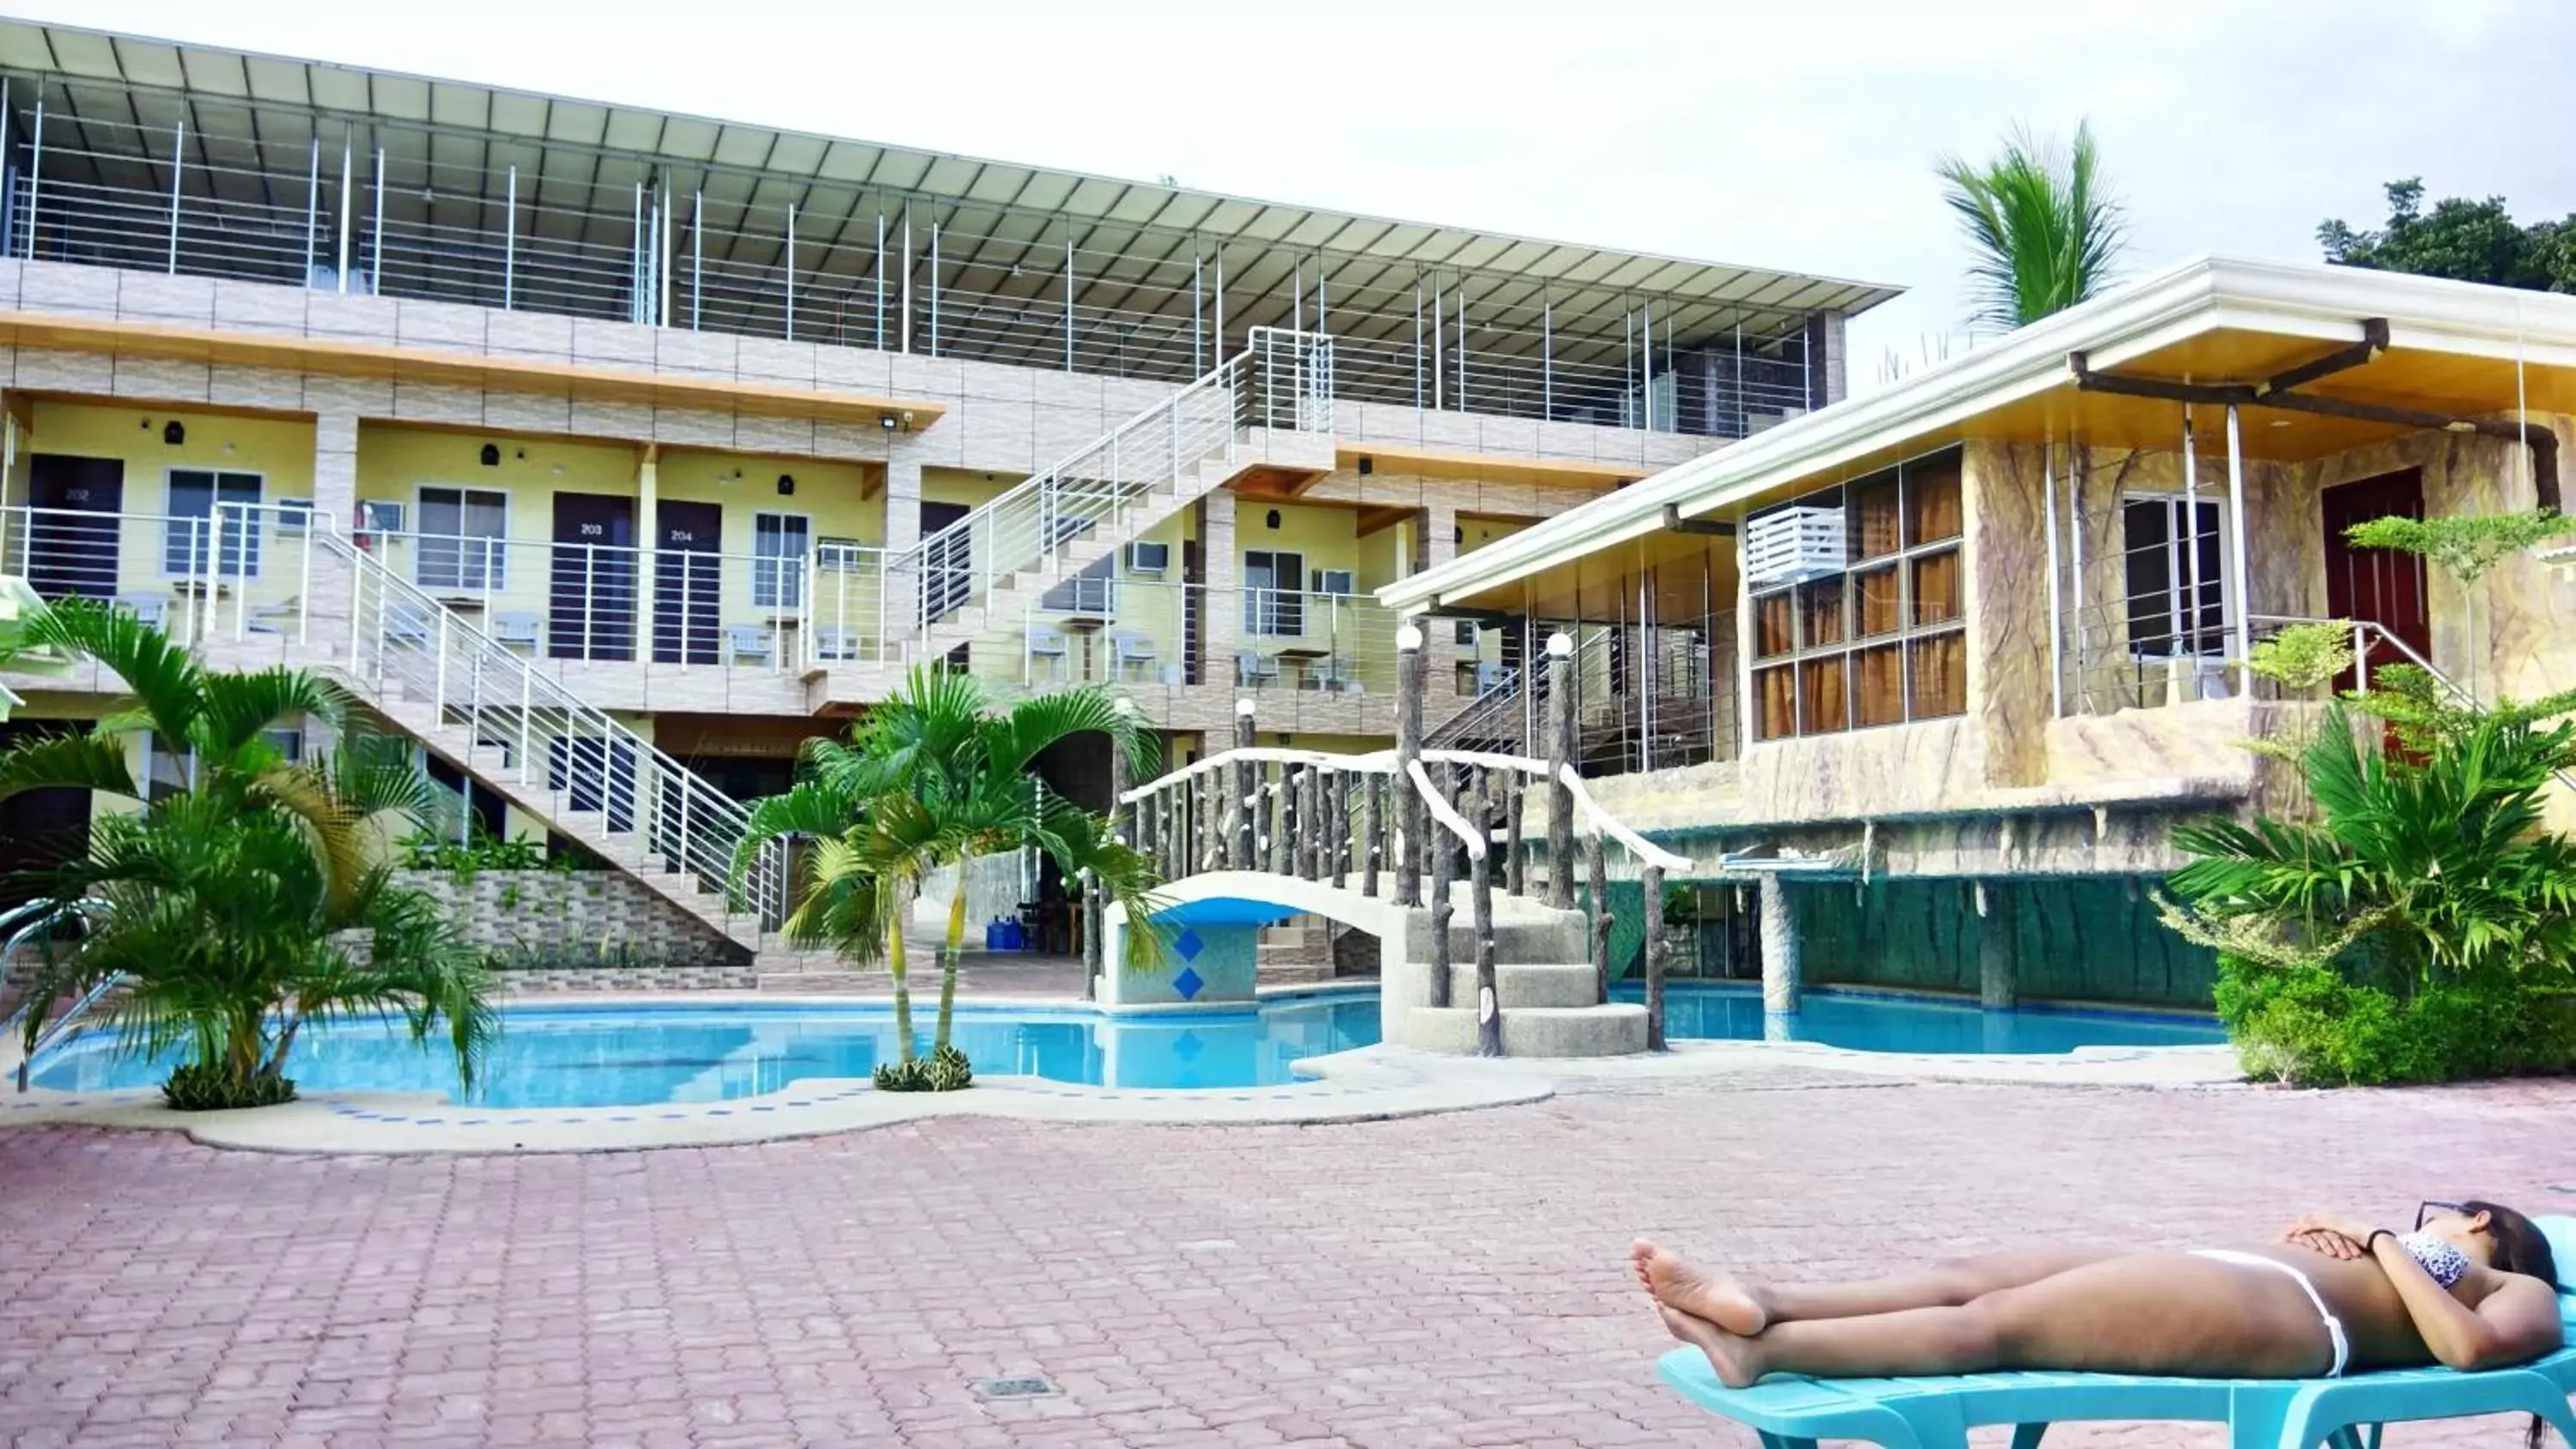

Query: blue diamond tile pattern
[1174,928,1205,961]
[1172,966,1205,1001]
[1170,1031,1203,1062]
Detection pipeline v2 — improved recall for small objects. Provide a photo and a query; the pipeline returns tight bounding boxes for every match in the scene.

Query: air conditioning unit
[1124,540,1170,576]
[1743,505,1847,586]
[1309,568,1355,597]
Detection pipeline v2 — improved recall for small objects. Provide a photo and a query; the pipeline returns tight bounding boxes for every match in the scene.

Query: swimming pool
[1615,981,2223,1053]
[27,993,1383,1107]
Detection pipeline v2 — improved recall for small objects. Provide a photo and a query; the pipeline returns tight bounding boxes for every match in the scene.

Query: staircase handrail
[319,526,786,927]
[890,326,1333,621]
[15,971,121,1090]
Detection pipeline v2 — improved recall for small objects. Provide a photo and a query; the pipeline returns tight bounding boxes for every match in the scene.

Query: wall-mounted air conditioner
[1309,568,1355,597]
[1124,541,1170,576]
[1743,505,1847,586]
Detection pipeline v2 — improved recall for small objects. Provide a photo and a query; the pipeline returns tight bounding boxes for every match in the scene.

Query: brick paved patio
[3,1073,2572,1448]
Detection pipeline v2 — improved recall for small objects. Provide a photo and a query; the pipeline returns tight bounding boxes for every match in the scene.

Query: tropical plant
[1935,120,2127,332]
[2321,179,2576,294]
[1,603,496,1109]
[732,667,1163,1083]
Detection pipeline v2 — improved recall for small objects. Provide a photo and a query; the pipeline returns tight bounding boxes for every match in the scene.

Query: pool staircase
[1119,743,1689,1058]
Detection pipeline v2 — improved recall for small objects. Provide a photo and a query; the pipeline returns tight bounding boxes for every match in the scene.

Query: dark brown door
[27,455,124,601]
[550,493,637,660]
[653,500,722,665]
[2321,470,2431,693]
[919,500,970,624]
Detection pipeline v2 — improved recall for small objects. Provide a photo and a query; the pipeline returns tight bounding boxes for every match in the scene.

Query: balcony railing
[9,106,1820,439]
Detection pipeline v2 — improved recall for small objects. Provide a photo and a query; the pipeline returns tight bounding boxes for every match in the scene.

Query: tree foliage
[1934,119,2127,332]
[3,603,495,1108]
[2320,179,2576,293]
[2343,509,2576,585]
[733,668,1165,1085]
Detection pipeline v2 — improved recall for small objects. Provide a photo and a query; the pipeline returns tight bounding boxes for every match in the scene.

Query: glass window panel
[1796,579,1845,649]
[1856,566,1901,637]
[1905,453,1964,545]
[1755,664,1797,741]
[754,512,811,609]
[1853,644,1905,728]
[1798,656,1849,735]
[416,486,507,591]
[162,470,264,578]
[1910,632,1966,718]
[1851,475,1901,561]
[2120,497,2224,657]
[1754,591,1795,659]
[1911,549,1960,627]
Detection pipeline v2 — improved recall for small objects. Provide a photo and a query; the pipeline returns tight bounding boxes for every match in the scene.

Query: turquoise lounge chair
[1658,1216,2576,1449]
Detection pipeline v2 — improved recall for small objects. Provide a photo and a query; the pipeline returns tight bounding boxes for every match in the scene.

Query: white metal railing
[0,500,319,650]
[325,525,790,931]
[889,327,1334,648]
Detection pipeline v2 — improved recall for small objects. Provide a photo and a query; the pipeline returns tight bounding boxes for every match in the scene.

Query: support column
[1394,624,1425,906]
[1758,873,1801,1016]
[1977,882,2018,1010]
[311,411,361,646]
[1232,699,1256,868]
[1422,500,1463,697]
[1544,631,1575,909]
[636,446,659,664]
[1201,490,1241,688]
[881,452,926,555]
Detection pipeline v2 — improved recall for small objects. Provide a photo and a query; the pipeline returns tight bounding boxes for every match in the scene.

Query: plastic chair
[723,624,774,666]
[1026,626,1071,682]
[492,610,544,652]
[1236,650,1280,689]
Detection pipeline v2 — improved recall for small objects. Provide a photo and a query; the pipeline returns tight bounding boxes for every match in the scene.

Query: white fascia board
[1380,254,2576,614]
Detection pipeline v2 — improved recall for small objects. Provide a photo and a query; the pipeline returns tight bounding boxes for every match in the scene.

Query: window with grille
[2120,496,2226,659]
[417,486,509,591]
[162,470,264,579]
[754,512,811,610]
[1747,447,1965,741]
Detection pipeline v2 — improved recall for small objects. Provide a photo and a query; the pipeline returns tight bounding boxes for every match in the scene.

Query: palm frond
[1936,119,2126,332]
[0,732,142,804]
[18,601,205,745]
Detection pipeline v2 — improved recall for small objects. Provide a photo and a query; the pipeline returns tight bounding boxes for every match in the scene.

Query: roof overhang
[1384,254,2576,615]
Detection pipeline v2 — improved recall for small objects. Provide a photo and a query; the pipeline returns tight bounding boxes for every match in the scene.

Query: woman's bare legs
[1656,1252,2335,1389]
[1631,1240,2114,1334]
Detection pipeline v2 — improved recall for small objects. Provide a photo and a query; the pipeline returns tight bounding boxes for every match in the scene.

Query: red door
[2320,470,2430,694]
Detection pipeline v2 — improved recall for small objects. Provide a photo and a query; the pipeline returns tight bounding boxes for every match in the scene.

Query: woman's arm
[2362,1234,2563,1371]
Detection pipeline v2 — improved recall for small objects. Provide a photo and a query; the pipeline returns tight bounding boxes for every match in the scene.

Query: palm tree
[1935,120,2127,332]
[1,603,495,1108]
[735,667,1163,1068]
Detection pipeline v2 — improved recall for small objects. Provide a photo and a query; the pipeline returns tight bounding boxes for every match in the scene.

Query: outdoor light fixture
[1546,631,1574,658]
[776,474,796,496]
[1358,455,1373,476]
[879,412,899,432]
[479,443,501,466]
[1395,623,1424,652]
[162,420,185,446]
[1266,509,1281,530]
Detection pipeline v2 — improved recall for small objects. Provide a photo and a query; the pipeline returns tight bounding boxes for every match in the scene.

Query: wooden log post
[1327,767,1347,890]
[1641,861,1667,1051]
[1292,767,1316,881]
[1587,825,1611,1004]
[1232,699,1256,868]
[1545,631,1576,910]
[1361,773,1382,898]
[1504,773,1526,898]
[1394,624,1425,907]
[1473,788,1503,1058]
[1270,764,1292,876]
[1427,767,1455,1009]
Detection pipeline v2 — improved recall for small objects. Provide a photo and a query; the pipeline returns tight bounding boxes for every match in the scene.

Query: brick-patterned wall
[397,870,746,967]
[491,964,761,993]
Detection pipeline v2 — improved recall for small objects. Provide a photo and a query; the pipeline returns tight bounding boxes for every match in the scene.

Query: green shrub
[162,1062,298,1111]
[2216,955,2576,1086]
[872,1042,973,1093]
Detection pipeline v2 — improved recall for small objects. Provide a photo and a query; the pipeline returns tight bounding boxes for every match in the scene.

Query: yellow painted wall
[921,468,1020,513]
[1357,519,1408,591]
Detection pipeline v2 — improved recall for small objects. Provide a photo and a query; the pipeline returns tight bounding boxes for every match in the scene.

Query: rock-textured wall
[1789,876,2217,1007]
[397,869,745,967]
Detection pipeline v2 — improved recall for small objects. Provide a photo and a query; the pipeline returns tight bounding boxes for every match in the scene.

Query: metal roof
[0,14,1903,349]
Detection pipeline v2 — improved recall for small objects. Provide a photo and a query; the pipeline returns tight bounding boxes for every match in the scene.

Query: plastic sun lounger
[1659,1216,2576,1449]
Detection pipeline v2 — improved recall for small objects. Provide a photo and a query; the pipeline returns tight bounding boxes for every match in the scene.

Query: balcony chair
[1236,650,1281,689]
[244,602,295,635]
[491,610,544,652]
[723,624,775,667]
[810,626,860,663]
[383,604,434,646]
[1026,625,1071,683]
[1109,630,1158,682]
[1312,658,1363,696]
[113,592,173,629]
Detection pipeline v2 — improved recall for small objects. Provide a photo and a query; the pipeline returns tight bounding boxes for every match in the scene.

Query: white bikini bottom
[2190,1248,2351,1377]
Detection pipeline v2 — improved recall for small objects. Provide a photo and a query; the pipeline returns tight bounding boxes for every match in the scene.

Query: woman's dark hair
[2462,1201,2561,1449]
[2465,1199,2561,1287]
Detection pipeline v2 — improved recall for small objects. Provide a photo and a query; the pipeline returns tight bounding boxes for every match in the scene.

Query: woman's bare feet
[1630,1240,1769,1336]
[1657,1303,1766,1389]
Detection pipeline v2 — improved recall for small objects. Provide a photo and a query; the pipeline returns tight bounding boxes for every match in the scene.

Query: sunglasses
[2415,1199,2473,1231]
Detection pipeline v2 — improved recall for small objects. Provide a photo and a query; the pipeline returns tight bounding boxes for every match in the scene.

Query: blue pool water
[1617,981,2224,1053]
[27,994,1382,1107]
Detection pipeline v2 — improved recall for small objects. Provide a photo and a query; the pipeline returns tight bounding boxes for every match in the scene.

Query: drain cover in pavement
[973,1377,1060,1400]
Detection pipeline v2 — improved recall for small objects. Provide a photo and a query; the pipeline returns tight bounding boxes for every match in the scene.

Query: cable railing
[325,524,790,931]
[889,327,1334,651]
[10,104,1817,435]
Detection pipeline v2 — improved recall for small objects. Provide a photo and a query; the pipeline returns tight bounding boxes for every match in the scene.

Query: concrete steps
[1443,961,1600,1009]
[1405,1003,1649,1058]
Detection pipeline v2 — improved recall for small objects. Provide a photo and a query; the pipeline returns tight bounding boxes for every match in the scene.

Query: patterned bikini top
[2401,1230,2472,1288]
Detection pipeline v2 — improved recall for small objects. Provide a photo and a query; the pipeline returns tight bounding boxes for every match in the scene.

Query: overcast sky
[31,0,2576,392]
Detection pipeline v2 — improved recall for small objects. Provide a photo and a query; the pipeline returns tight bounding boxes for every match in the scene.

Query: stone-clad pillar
[309,411,361,651]
[1201,491,1240,688]
[1978,882,2018,1009]
[881,451,925,555]
[1758,873,1801,1016]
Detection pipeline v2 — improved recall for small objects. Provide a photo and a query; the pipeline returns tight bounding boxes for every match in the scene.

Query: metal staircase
[887,327,1334,669]
[321,529,788,951]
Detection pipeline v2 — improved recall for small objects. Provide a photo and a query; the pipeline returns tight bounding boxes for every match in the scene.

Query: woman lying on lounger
[1637,1199,2563,1387]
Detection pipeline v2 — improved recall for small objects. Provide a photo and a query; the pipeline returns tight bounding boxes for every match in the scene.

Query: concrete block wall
[395,868,747,967]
